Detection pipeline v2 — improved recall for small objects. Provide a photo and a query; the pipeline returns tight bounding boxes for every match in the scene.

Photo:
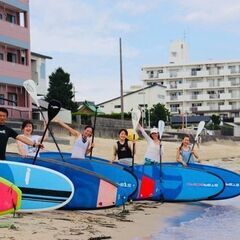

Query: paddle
[23,79,65,161]
[186,121,205,164]
[131,108,141,170]
[33,100,61,164]
[158,120,165,181]
[83,101,99,159]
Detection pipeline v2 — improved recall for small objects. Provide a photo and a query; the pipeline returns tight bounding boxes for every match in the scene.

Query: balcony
[218,81,231,88]
[177,83,190,90]
[197,106,210,111]
[219,69,231,75]
[196,70,209,77]
[0,60,31,81]
[220,105,232,111]
[219,93,232,99]
[0,20,30,46]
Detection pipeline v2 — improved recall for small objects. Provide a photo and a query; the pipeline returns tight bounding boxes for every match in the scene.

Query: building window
[114,105,121,108]
[170,104,179,112]
[228,65,236,74]
[20,50,26,65]
[0,53,3,60]
[191,68,201,76]
[8,93,17,106]
[0,94,4,105]
[6,13,16,24]
[7,52,17,63]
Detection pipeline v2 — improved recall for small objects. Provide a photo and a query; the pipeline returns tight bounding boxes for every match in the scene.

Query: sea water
[136,196,240,240]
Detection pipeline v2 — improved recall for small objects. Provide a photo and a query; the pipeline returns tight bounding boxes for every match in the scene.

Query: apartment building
[141,41,240,119]
[0,0,31,119]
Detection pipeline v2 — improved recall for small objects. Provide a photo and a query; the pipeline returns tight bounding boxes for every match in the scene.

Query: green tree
[45,67,79,112]
[210,114,221,130]
[148,103,170,127]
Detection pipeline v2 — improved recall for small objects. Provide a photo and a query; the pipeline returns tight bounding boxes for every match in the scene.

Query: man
[0,107,44,160]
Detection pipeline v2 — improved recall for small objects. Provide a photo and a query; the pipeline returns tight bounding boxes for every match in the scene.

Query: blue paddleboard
[0,161,74,212]
[165,162,240,200]
[40,152,138,199]
[39,152,225,202]
[40,152,161,200]
[6,153,128,209]
[88,156,225,202]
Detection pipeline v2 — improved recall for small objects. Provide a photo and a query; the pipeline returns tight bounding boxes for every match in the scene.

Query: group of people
[0,107,200,166]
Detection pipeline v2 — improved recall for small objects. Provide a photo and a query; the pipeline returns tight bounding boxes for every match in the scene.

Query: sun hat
[150,127,158,134]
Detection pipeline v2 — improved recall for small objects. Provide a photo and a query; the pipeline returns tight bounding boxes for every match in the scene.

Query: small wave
[156,204,240,240]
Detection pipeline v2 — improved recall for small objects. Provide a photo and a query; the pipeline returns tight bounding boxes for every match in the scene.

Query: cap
[150,127,158,134]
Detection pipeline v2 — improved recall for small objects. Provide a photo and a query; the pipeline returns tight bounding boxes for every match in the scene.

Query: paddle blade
[195,121,205,141]
[158,120,165,139]
[131,109,141,133]
[23,79,40,107]
[48,100,61,121]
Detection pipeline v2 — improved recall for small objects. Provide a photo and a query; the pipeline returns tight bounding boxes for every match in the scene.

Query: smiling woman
[17,120,48,157]
[54,117,94,159]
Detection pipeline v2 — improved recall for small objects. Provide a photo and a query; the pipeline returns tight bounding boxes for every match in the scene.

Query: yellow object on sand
[127,129,139,141]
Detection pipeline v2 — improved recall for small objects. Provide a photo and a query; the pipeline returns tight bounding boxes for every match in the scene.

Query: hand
[182,161,188,167]
[35,143,44,149]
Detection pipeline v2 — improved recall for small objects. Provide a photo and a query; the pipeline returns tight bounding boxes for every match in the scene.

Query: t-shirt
[0,125,18,160]
[20,135,41,157]
[138,126,163,163]
[71,136,90,159]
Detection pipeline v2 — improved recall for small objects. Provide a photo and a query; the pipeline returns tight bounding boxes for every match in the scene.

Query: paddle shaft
[33,124,49,164]
[131,134,136,171]
[186,141,196,164]
[89,106,98,159]
[38,109,65,161]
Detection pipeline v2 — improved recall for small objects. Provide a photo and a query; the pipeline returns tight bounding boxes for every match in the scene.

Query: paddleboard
[6,153,127,209]
[39,152,225,201]
[0,177,22,215]
[165,162,240,200]
[40,152,138,199]
[40,152,160,200]
[0,161,74,212]
[89,156,225,202]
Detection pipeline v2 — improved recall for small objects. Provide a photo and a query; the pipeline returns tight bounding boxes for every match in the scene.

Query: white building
[141,41,240,119]
[97,83,166,115]
[31,52,52,96]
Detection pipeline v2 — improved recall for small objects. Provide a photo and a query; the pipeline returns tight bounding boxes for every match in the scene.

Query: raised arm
[55,118,80,137]
[137,123,152,143]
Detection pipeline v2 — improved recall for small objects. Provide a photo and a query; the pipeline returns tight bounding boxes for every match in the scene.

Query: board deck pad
[0,177,22,215]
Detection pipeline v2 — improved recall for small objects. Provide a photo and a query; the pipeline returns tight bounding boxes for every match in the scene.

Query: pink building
[0,0,31,119]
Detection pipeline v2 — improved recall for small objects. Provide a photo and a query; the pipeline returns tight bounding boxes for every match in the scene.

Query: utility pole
[119,37,124,124]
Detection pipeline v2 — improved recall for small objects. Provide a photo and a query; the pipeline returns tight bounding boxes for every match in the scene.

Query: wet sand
[1,136,240,240]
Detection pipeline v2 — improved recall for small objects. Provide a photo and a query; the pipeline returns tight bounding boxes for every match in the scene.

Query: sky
[30,0,240,104]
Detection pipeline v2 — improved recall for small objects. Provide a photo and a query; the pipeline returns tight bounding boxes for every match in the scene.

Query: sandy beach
[1,136,240,240]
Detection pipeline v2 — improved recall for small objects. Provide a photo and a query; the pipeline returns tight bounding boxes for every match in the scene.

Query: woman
[137,124,163,164]
[55,118,93,159]
[176,135,200,167]
[17,120,46,157]
[112,129,134,165]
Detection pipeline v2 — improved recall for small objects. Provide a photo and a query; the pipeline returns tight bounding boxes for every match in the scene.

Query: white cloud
[30,1,138,57]
[116,0,163,15]
[177,0,240,24]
